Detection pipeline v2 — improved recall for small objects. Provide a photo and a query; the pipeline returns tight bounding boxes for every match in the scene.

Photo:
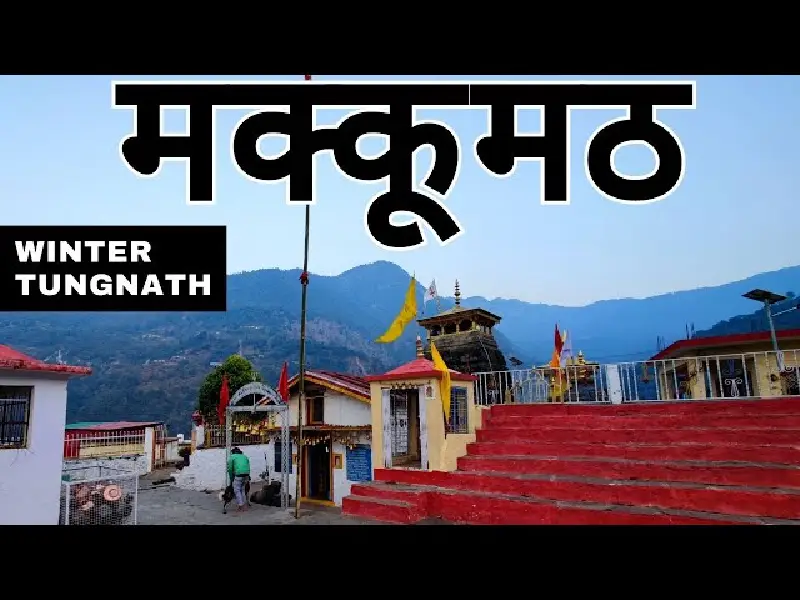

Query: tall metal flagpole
[295,73,312,519]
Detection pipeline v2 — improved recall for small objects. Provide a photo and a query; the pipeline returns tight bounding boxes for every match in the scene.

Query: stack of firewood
[63,482,134,525]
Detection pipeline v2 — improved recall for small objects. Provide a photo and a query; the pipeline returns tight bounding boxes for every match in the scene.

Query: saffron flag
[554,324,564,355]
[430,341,451,425]
[217,374,230,425]
[277,362,289,403]
[550,324,564,368]
[375,276,418,343]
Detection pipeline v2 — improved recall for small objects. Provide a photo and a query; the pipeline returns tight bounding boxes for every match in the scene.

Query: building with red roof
[647,329,800,400]
[0,344,91,525]
[63,420,168,472]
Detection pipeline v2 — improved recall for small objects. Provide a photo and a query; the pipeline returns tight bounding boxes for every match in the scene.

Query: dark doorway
[303,440,331,501]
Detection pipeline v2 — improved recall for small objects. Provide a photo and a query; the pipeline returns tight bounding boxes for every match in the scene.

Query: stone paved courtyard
[136,484,381,525]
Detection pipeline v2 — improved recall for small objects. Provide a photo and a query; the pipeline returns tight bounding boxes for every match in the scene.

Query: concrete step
[466,441,800,465]
[426,487,745,525]
[489,397,800,418]
[375,468,800,520]
[350,482,431,510]
[349,478,746,525]
[341,495,422,524]
[457,455,800,489]
[485,414,800,429]
[476,426,800,446]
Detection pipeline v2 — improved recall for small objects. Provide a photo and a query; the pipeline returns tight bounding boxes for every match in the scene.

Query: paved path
[136,485,381,525]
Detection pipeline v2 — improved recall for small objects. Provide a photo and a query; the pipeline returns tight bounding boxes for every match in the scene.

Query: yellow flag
[430,341,451,424]
[375,277,417,343]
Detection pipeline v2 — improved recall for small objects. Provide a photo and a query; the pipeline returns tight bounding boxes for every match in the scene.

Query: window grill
[274,439,292,473]
[0,386,33,450]
[447,387,468,434]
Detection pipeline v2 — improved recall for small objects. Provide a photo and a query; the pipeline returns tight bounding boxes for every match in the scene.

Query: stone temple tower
[417,280,508,374]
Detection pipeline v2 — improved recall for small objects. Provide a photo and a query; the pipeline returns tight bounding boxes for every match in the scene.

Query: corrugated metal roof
[65,420,162,431]
[286,370,370,402]
[65,421,106,429]
[650,328,800,360]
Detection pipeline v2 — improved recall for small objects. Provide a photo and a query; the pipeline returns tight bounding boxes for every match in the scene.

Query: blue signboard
[345,444,372,482]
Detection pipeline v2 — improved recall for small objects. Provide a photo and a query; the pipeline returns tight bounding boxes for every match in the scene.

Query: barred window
[447,387,468,434]
[0,386,33,450]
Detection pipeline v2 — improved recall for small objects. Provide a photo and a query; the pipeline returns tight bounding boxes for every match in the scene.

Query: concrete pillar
[144,426,155,473]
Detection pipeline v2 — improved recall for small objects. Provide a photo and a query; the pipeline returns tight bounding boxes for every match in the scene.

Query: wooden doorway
[302,439,332,502]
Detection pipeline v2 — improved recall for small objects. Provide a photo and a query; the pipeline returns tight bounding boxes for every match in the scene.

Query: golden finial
[454,280,461,306]
[415,335,424,358]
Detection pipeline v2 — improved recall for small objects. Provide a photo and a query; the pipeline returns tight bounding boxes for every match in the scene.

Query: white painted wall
[165,439,181,462]
[173,441,295,492]
[174,389,372,505]
[172,435,371,506]
[284,390,371,426]
[64,455,148,476]
[0,374,70,525]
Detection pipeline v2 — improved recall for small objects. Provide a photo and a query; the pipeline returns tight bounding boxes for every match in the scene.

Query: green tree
[197,354,262,423]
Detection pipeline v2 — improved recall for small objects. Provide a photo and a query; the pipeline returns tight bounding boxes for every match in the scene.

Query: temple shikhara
[418,281,508,375]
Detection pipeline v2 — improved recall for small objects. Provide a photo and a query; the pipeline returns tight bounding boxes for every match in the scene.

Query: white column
[144,426,155,473]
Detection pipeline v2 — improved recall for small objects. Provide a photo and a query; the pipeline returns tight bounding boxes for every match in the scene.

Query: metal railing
[64,432,146,459]
[474,349,800,405]
[60,465,139,525]
[203,424,277,448]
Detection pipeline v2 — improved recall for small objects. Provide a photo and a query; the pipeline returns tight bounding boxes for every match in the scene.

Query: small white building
[0,344,91,525]
[276,370,372,506]
[177,370,372,506]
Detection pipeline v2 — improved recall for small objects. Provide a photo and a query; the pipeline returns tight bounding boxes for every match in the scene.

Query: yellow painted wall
[79,442,144,458]
[439,434,475,471]
[662,341,800,399]
[369,377,478,473]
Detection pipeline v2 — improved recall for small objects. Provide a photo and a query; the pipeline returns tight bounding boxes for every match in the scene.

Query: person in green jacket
[228,447,251,511]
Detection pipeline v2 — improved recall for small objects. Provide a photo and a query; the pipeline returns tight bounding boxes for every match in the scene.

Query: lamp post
[294,73,313,519]
[743,289,788,368]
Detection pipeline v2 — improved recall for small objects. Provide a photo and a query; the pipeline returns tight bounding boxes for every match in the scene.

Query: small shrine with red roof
[364,336,477,473]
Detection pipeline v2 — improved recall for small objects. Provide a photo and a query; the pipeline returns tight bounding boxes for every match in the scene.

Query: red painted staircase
[342,397,800,525]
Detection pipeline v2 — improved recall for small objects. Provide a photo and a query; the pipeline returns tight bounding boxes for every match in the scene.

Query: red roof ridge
[650,328,800,361]
[365,357,476,382]
[0,344,92,376]
[287,369,370,400]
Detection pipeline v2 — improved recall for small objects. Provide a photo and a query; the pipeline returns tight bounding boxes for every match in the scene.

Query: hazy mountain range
[1,260,798,434]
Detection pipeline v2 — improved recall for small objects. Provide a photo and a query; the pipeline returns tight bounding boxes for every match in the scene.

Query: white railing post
[144,427,155,473]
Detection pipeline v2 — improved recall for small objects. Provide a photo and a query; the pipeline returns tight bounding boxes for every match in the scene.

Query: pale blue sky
[1,75,797,306]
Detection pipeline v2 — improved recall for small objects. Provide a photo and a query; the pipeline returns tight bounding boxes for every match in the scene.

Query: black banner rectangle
[0,226,226,312]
